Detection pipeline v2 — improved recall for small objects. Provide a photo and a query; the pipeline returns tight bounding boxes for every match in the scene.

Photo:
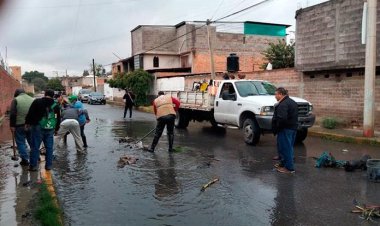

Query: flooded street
[1,104,380,226]
[50,104,380,226]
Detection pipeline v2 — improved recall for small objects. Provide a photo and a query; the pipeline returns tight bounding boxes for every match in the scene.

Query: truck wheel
[295,128,308,143]
[210,116,218,128]
[243,118,260,145]
[175,111,189,129]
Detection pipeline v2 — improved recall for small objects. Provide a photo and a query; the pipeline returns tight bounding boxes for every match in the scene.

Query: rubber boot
[82,136,88,148]
[63,134,68,146]
[168,134,174,152]
[148,136,160,153]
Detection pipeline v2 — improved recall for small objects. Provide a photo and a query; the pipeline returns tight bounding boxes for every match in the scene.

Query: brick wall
[295,0,380,71]
[0,67,21,119]
[192,53,268,74]
[182,68,380,129]
[131,23,280,73]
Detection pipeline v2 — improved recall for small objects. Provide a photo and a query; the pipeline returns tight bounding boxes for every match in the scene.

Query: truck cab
[213,80,315,144]
[172,79,315,145]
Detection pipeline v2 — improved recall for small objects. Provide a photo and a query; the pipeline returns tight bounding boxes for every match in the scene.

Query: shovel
[11,131,19,161]
[133,128,156,145]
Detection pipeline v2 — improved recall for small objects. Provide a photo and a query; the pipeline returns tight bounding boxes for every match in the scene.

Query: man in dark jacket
[9,89,34,166]
[25,89,61,171]
[123,89,135,118]
[272,87,298,174]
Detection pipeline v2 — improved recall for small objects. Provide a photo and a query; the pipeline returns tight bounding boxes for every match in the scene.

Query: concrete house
[295,0,380,128]
[112,21,289,76]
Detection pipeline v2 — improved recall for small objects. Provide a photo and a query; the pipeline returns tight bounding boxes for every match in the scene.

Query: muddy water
[0,119,38,226]
[51,105,380,226]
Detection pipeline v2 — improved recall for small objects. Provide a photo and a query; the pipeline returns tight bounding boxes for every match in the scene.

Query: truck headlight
[309,105,313,113]
[260,106,274,116]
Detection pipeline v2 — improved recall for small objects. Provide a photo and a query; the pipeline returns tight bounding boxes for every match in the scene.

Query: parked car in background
[78,89,92,102]
[88,92,106,105]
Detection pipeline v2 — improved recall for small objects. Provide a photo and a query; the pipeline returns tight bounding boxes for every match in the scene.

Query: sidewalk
[108,99,380,145]
[309,125,380,145]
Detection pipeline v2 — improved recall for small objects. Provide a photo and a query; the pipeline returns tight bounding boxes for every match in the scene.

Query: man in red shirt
[148,91,180,152]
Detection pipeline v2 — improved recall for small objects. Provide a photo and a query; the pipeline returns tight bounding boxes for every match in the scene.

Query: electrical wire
[102,0,274,66]
[212,0,273,22]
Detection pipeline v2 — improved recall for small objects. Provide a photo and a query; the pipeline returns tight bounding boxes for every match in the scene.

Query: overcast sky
[0,0,328,77]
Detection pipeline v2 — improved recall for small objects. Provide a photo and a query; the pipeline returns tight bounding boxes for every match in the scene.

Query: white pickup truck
[167,79,315,145]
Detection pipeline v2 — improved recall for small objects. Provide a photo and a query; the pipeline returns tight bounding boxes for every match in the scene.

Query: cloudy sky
[0,0,328,77]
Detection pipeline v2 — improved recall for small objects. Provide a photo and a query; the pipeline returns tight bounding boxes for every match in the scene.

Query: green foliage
[261,40,295,69]
[83,70,89,76]
[22,71,48,83]
[90,63,105,77]
[34,183,62,226]
[26,92,34,97]
[46,78,64,91]
[32,77,47,92]
[107,69,153,106]
[322,117,338,129]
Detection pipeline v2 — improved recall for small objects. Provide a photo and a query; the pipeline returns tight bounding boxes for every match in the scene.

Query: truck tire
[243,118,260,145]
[210,116,218,128]
[295,128,308,143]
[175,111,189,129]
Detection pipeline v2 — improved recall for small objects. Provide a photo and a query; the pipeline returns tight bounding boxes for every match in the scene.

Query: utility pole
[92,58,97,92]
[363,0,377,137]
[206,19,216,80]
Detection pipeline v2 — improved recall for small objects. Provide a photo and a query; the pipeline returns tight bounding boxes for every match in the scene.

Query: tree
[107,69,153,106]
[261,40,295,69]
[22,71,48,83]
[32,77,47,92]
[46,78,64,91]
[83,70,89,76]
[90,63,105,77]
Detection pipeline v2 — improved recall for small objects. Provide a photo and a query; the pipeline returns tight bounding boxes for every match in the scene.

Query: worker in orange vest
[148,91,180,153]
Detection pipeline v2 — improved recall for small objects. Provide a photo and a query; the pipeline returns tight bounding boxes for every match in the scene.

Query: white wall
[104,83,124,100]
[143,55,180,70]
[72,86,82,95]
[156,77,184,92]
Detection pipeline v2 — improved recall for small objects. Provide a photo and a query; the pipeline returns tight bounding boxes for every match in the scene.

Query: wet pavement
[1,104,380,225]
[0,120,38,226]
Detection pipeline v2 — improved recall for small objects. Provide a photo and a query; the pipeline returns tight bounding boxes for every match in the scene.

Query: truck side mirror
[231,93,236,101]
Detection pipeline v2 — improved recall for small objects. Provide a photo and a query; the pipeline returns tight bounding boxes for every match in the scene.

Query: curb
[308,130,380,146]
[39,156,64,225]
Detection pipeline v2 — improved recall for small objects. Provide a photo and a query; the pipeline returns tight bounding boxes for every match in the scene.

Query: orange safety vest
[154,95,176,119]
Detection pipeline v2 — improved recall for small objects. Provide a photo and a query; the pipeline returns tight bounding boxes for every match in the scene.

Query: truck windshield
[235,81,276,97]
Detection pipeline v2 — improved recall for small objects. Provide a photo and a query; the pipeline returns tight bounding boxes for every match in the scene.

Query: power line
[213,0,273,22]
[102,0,274,66]
[211,0,225,20]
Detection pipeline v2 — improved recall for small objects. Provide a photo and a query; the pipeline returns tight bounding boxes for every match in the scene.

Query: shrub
[322,117,338,129]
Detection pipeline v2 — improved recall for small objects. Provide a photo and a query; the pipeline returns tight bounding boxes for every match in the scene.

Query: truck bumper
[298,114,316,129]
[256,115,273,130]
[255,114,316,131]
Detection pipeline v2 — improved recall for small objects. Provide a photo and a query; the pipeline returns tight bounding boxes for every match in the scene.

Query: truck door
[214,82,239,124]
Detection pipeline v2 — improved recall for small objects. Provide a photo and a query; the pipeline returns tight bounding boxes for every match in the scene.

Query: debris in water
[351,200,380,221]
[201,178,219,192]
[117,155,139,168]
[119,137,135,143]
[22,181,32,187]
[22,212,32,218]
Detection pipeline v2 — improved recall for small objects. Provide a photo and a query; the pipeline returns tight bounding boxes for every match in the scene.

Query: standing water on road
[51,104,380,226]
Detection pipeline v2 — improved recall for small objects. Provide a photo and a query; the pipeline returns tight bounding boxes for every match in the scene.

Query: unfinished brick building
[112,21,288,76]
[295,0,380,128]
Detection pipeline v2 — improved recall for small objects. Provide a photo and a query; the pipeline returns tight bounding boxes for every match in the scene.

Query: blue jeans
[15,126,32,160]
[30,125,54,168]
[277,129,297,171]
